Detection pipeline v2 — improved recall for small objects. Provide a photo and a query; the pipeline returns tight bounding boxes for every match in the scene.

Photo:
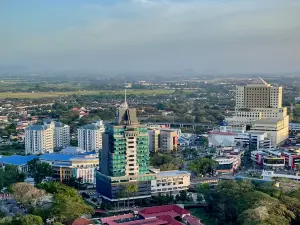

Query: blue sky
[1,0,300,73]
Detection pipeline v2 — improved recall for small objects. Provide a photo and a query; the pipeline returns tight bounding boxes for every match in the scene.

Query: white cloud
[1,0,300,73]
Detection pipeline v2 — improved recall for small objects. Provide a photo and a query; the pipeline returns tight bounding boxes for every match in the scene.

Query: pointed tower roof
[251,77,268,85]
[115,88,139,125]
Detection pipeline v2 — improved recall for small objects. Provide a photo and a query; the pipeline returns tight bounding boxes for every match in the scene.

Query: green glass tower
[96,92,155,202]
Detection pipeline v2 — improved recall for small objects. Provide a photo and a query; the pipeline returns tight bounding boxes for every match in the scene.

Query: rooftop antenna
[125,88,127,103]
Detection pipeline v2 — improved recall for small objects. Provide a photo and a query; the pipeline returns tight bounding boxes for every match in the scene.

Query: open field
[0,89,195,99]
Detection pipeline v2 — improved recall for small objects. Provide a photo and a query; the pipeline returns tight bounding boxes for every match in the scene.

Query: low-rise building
[0,116,8,123]
[250,117,289,147]
[289,123,300,138]
[215,156,240,174]
[95,204,203,225]
[150,169,191,195]
[40,152,99,184]
[0,155,37,173]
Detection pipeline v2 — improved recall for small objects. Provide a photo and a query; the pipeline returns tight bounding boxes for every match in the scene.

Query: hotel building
[225,78,289,146]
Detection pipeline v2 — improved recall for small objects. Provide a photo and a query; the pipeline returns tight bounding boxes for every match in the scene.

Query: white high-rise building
[43,120,70,149]
[78,120,105,152]
[25,120,70,155]
[225,78,289,146]
[25,125,54,155]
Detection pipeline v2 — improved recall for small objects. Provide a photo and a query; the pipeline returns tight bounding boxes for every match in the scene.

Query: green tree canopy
[28,158,53,184]
[11,215,43,225]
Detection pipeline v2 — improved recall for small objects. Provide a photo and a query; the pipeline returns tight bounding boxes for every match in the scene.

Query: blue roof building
[0,155,38,173]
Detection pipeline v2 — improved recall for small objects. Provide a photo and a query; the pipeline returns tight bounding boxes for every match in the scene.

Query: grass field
[0,89,191,99]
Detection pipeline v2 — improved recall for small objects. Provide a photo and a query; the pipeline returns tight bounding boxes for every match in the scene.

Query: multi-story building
[225,78,289,146]
[251,151,285,169]
[215,156,241,174]
[250,118,289,146]
[25,124,54,154]
[148,129,160,153]
[43,120,70,149]
[78,120,105,152]
[148,128,179,153]
[0,151,98,184]
[40,152,98,184]
[150,169,191,195]
[289,123,300,138]
[96,100,155,203]
[208,126,271,150]
[160,129,178,152]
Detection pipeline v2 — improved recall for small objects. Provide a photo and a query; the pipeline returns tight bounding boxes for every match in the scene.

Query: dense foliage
[34,182,94,223]
[0,165,25,190]
[28,159,53,184]
[150,153,183,171]
[188,157,218,176]
[197,180,300,225]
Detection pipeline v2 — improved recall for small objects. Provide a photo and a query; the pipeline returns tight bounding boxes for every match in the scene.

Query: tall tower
[96,91,155,203]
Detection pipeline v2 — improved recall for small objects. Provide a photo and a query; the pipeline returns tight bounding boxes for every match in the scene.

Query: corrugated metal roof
[0,155,38,166]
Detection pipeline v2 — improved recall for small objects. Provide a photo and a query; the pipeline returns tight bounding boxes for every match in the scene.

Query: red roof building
[97,205,203,225]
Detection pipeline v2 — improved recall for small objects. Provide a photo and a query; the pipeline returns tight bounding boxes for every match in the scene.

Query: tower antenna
[125,88,127,103]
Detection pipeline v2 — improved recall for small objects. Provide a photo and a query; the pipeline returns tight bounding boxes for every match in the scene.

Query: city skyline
[1,0,300,74]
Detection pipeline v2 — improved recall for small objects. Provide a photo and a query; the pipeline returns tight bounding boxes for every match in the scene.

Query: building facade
[96,100,156,203]
[78,120,105,152]
[43,120,70,149]
[25,125,54,154]
[225,78,289,147]
[148,129,160,153]
[150,170,191,195]
[160,129,178,152]
[40,152,99,184]
[148,128,179,153]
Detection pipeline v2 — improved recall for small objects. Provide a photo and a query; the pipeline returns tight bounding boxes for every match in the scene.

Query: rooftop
[0,155,37,166]
[26,124,48,131]
[80,124,102,130]
[250,77,269,85]
[252,118,281,125]
[98,205,201,225]
[156,170,191,177]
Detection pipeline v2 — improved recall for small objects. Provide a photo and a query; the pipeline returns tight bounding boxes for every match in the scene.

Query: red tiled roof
[183,215,203,225]
[72,218,91,225]
[157,215,183,225]
[139,205,189,218]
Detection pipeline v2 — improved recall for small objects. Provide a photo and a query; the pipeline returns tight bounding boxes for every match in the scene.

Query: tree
[159,163,178,171]
[188,157,218,176]
[0,165,25,189]
[11,215,43,225]
[28,159,53,184]
[151,154,173,167]
[37,182,94,223]
[123,183,138,207]
[12,182,46,206]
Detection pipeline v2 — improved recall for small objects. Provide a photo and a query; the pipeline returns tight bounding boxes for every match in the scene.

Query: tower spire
[125,88,127,103]
[119,87,128,109]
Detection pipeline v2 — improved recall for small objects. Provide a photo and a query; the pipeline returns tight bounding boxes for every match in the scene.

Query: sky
[1,0,300,74]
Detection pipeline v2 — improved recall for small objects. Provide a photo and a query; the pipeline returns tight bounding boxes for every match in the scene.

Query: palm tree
[123,183,138,207]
